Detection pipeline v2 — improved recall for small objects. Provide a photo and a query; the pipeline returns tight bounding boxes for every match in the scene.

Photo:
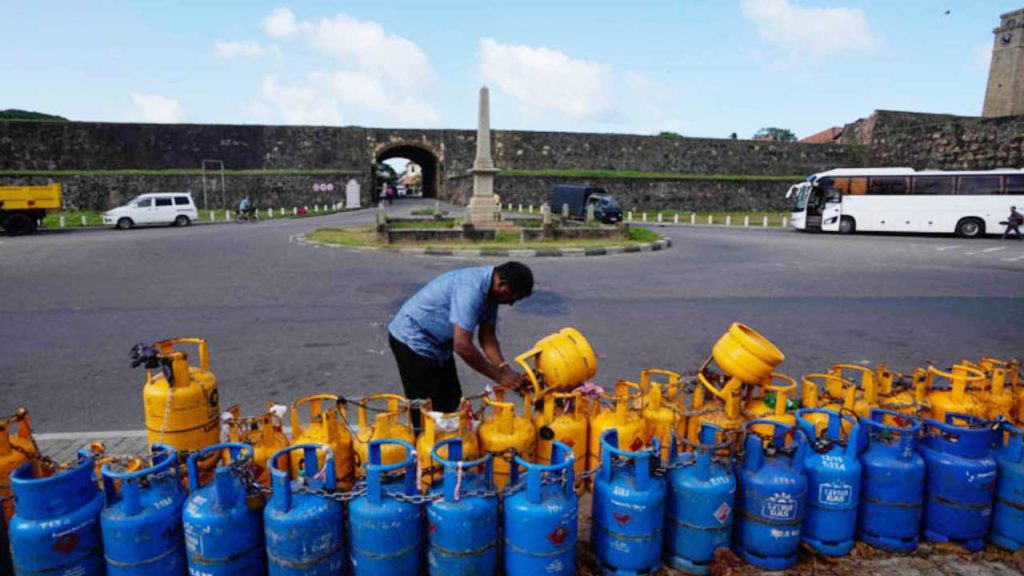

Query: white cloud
[245,7,437,126]
[302,14,432,89]
[128,93,186,123]
[259,73,439,127]
[215,40,282,62]
[264,7,298,38]
[478,38,613,123]
[740,0,877,59]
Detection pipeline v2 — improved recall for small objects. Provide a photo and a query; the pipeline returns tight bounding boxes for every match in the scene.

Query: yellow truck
[0,183,62,235]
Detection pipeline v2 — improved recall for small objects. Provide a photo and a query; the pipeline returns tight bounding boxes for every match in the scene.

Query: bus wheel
[839,216,856,234]
[956,218,985,238]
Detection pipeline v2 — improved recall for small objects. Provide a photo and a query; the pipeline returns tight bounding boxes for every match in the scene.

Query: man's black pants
[389,333,463,426]
[1003,224,1022,239]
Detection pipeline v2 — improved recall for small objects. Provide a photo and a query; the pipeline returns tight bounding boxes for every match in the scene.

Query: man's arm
[478,322,504,366]
[453,325,521,388]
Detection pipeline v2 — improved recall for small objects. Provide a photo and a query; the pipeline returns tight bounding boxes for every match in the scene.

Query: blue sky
[0,1,1018,139]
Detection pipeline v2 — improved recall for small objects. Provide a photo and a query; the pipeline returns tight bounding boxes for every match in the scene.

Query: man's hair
[495,261,534,296]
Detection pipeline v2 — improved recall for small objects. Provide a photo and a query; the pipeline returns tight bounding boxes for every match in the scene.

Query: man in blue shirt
[388,262,534,415]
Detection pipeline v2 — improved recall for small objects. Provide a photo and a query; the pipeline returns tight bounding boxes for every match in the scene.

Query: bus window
[831,178,851,194]
[868,177,908,195]
[849,177,867,195]
[912,176,954,195]
[958,176,1001,195]
[792,185,810,211]
[1006,174,1024,195]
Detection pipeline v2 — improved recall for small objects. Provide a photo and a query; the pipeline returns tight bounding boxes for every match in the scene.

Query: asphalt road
[2,199,1022,432]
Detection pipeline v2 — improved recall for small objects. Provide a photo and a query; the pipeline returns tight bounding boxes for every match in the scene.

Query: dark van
[550,185,623,224]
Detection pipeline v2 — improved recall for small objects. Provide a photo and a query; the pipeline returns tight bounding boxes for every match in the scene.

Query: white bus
[787,167,1024,238]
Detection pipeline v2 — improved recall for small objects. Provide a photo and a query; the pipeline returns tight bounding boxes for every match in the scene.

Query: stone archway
[374,143,442,199]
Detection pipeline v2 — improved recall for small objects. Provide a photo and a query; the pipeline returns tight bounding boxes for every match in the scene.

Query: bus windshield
[791,184,810,212]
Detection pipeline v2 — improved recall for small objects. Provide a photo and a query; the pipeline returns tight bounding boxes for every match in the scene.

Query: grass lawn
[38,207,356,229]
[306,226,663,251]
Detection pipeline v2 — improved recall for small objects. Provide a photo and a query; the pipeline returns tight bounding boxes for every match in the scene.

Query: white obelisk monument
[465,86,501,226]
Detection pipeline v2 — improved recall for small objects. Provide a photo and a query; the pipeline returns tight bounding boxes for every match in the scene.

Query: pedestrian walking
[1002,206,1023,240]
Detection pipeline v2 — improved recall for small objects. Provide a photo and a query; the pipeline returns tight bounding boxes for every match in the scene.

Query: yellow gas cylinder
[640,369,683,462]
[926,364,988,422]
[686,373,746,444]
[416,399,480,491]
[350,394,416,477]
[226,403,290,486]
[876,365,927,415]
[290,394,355,489]
[0,408,38,523]
[801,373,860,432]
[515,328,598,398]
[744,373,798,435]
[968,357,1017,421]
[478,387,537,490]
[587,381,646,477]
[827,364,879,417]
[710,322,786,387]
[534,391,588,477]
[141,338,220,453]
[88,441,143,490]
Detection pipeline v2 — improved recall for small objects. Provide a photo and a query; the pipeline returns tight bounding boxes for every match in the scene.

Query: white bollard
[267,208,273,219]
[642,212,647,223]
[281,208,285,217]
[744,215,749,227]
[210,211,216,222]
[763,215,769,228]
[226,210,232,221]
[627,211,633,222]
[80,216,86,227]
[293,207,297,215]
[707,215,713,225]
[518,204,523,213]
[673,214,679,225]
[691,213,696,225]
[725,215,731,227]
[529,205,534,214]
[783,217,789,228]
[657,213,663,223]
[59,216,65,228]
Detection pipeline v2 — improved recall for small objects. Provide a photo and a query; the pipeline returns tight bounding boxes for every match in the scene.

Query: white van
[103,193,199,229]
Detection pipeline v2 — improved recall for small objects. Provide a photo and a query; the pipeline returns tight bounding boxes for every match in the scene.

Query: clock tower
[983,8,1024,117]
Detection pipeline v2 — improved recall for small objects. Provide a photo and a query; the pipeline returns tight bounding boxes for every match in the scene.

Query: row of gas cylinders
[2,434,582,576]
[5,407,1024,576]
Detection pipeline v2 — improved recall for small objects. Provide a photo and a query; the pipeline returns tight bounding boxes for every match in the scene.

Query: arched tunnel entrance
[374,144,442,200]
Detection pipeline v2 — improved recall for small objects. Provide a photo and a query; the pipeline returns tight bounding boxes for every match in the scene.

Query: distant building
[983,8,1024,117]
[399,162,422,189]
[800,127,844,144]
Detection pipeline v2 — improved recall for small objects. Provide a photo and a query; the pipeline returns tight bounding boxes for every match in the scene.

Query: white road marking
[980,247,1007,253]
[1002,255,1024,262]
[936,245,963,251]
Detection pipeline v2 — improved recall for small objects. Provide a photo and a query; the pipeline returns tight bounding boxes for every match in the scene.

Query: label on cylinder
[714,502,731,524]
[818,482,853,505]
[762,493,797,520]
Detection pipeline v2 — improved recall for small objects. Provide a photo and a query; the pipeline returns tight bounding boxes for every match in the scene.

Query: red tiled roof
[800,127,843,144]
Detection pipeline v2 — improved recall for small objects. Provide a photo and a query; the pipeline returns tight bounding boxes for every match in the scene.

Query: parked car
[103,193,199,229]
[549,185,623,223]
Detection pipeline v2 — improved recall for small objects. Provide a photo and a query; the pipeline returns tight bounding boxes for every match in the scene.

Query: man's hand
[497,365,527,390]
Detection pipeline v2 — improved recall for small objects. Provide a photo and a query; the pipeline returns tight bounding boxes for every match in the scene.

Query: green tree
[753,127,797,142]
[374,162,397,186]
[0,109,68,121]
[657,131,684,138]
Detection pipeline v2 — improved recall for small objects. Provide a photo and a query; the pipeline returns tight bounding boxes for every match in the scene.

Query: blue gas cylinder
[592,428,666,576]
[732,419,807,571]
[796,408,861,556]
[183,442,267,575]
[9,450,105,576]
[504,440,578,576]
[919,413,997,551]
[663,424,736,576]
[858,409,926,552]
[348,438,422,576]
[101,444,187,575]
[265,443,345,575]
[991,420,1024,551]
[426,438,499,576]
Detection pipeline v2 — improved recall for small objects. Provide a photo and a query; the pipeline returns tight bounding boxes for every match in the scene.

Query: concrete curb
[293,234,673,258]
